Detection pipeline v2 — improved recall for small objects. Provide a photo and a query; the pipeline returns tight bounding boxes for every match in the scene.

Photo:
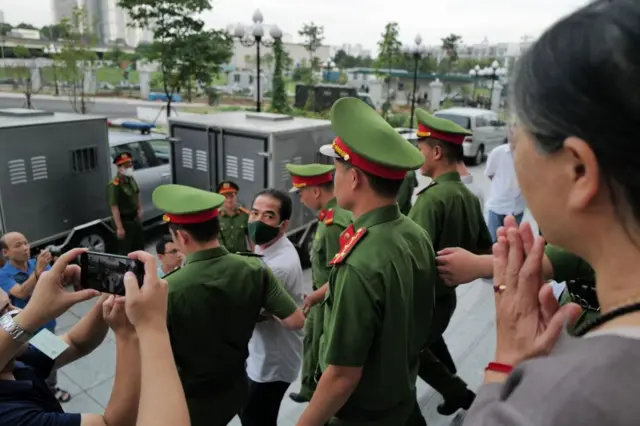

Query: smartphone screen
[79,252,144,296]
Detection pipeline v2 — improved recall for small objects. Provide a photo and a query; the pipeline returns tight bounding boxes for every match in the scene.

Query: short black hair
[317,181,334,192]
[419,137,463,163]
[252,188,292,221]
[155,235,172,255]
[0,235,6,251]
[337,159,403,199]
[168,217,220,244]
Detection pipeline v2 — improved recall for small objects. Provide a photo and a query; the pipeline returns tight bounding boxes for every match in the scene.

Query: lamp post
[234,9,282,112]
[406,34,425,129]
[489,60,500,93]
[44,44,60,96]
[468,64,480,103]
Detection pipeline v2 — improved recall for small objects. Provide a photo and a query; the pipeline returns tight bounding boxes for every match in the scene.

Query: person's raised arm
[124,250,190,426]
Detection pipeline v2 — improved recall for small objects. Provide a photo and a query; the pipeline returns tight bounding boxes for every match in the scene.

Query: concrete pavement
[54,164,532,426]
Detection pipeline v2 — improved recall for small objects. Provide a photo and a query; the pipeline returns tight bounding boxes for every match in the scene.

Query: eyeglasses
[166,249,180,255]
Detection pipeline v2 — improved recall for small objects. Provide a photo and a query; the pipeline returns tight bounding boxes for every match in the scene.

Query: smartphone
[79,252,144,296]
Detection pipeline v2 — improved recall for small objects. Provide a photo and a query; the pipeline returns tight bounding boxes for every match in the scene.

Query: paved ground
[54,164,536,425]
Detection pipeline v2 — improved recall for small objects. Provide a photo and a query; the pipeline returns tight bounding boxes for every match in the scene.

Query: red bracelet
[485,362,513,374]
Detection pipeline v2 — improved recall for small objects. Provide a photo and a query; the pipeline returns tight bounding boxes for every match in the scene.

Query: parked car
[433,107,508,165]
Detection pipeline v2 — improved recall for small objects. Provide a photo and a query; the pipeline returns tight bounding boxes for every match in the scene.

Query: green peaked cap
[415,108,472,136]
[285,163,335,177]
[321,97,423,171]
[153,184,224,214]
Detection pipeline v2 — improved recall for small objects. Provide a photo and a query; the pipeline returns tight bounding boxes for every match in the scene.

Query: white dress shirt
[484,144,526,215]
[246,235,304,384]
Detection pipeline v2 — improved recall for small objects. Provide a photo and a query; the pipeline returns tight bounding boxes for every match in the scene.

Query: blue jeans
[488,211,524,242]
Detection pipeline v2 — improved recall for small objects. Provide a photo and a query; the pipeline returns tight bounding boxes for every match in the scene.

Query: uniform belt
[566,277,599,312]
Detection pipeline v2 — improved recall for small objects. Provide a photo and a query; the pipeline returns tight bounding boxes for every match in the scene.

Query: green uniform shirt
[166,247,298,393]
[310,198,353,290]
[409,171,492,295]
[320,205,436,422]
[545,244,598,332]
[397,170,418,215]
[219,207,249,253]
[107,175,140,216]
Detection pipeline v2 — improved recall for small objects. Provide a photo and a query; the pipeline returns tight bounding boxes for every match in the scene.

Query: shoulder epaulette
[416,181,437,196]
[238,207,249,215]
[330,225,367,265]
[112,177,120,186]
[324,208,335,225]
[236,251,263,258]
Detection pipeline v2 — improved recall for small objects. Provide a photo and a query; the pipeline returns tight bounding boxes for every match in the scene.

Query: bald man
[0,232,72,403]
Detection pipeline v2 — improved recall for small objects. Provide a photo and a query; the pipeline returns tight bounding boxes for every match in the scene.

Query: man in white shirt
[484,141,526,242]
[241,188,305,426]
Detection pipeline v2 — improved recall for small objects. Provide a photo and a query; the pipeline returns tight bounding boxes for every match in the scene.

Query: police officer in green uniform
[217,180,250,253]
[296,97,436,426]
[108,152,144,254]
[397,170,418,215]
[152,184,306,426]
[284,163,353,404]
[408,109,492,416]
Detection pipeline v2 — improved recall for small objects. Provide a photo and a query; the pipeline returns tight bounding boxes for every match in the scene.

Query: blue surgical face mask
[247,220,281,245]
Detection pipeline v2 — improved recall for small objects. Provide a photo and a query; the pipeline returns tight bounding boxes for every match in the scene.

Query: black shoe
[437,389,476,416]
[289,392,310,403]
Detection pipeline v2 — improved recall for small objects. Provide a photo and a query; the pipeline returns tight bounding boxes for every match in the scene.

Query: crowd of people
[1,1,639,425]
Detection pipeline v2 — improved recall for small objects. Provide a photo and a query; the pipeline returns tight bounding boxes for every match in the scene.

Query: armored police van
[167,111,335,263]
[0,109,169,253]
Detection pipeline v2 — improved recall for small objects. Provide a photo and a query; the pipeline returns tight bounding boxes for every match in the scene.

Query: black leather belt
[566,277,599,312]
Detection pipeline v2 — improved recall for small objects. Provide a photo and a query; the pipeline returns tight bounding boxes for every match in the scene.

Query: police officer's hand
[436,248,483,286]
[116,227,126,239]
[492,221,582,368]
[122,251,169,331]
[102,294,135,337]
[302,290,323,316]
[36,251,53,274]
[16,248,100,332]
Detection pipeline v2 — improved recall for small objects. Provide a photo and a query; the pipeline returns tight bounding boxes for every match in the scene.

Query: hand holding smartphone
[79,252,145,296]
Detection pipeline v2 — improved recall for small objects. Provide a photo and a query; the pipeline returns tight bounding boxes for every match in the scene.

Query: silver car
[433,107,508,165]
[108,131,172,223]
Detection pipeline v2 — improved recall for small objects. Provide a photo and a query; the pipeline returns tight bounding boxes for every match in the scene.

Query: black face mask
[247,221,281,245]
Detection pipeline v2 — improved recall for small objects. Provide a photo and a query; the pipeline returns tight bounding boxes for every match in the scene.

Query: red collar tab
[330,224,367,265]
[332,138,407,180]
[318,209,327,221]
[163,208,219,224]
[324,208,334,225]
[416,123,466,145]
[291,172,333,189]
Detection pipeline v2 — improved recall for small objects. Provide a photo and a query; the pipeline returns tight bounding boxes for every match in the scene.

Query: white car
[433,107,508,165]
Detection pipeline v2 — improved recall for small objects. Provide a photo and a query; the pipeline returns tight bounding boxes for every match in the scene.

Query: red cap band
[218,187,236,195]
[163,209,219,224]
[332,138,407,180]
[417,123,467,145]
[291,172,333,189]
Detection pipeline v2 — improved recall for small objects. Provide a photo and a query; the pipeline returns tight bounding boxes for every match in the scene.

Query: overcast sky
[0,0,587,49]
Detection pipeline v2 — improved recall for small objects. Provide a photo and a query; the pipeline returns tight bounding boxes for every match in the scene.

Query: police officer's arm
[308,223,347,305]
[408,195,443,248]
[108,184,124,232]
[262,267,305,330]
[299,266,378,425]
[436,247,558,286]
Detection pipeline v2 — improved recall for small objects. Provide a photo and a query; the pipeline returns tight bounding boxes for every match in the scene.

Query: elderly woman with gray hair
[463,1,640,425]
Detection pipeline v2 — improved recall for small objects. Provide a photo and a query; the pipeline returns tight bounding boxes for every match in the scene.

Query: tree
[298,22,324,110]
[16,23,38,30]
[0,23,12,36]
[40,24,66,41]
[270,38,289,114]
[57,7,99,114]
[119,0,232,116]
[441,34,463,63]
[9,45,39,108]
[376,22,402,112]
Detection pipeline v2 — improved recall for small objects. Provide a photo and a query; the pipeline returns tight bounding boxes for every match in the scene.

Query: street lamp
[405,34,425,129]
[468,64,481,102]
[44,44,60,96]
[233,9,282,112]
[323,59,334,82]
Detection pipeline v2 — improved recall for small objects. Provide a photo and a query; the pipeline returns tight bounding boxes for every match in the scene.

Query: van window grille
[71,148,97,174]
